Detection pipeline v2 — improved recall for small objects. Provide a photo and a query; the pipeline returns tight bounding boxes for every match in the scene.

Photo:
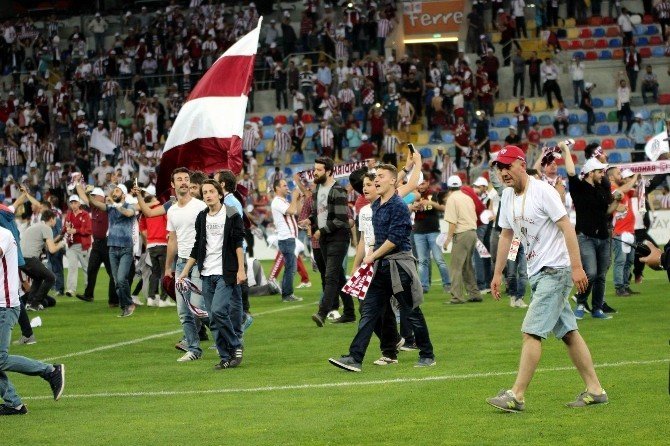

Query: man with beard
[310,157,356,326]
[84,184,137,317]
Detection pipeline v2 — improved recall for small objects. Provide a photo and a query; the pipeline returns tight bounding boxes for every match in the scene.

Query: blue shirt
[223,193,247,252]
[106,203,135,248]
[371,193,412,254]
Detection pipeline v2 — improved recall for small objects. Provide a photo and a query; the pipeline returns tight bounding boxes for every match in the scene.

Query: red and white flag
[157,18,262,197]
[342,263,374,300]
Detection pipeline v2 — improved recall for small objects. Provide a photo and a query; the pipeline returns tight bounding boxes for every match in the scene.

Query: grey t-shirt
[316,183,332,229]
[21,222,53,258]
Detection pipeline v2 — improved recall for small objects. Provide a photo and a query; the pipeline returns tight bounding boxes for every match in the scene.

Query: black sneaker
[75,294,93,302]
[43,364,65,401]
[625,287,640,295]
[214,359,233,370]
[602,302,617,314]
[0,404,28,415]
[311,313,325,327]
[230,348,243,367]
[328,355,362,372]
[399,343,418,352]
[332,315,356,324]
[615,288,631,297]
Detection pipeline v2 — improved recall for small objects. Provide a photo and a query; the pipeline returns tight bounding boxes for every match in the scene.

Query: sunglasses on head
[493,161,512,170]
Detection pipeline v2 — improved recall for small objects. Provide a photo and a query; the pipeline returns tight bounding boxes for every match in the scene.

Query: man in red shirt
[608,167,640,296]
[356,135,376,160]
[453,116,470,169]
[63,195,92,297]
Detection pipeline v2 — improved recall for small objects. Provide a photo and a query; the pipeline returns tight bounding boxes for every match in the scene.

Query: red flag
[157,18,262,198]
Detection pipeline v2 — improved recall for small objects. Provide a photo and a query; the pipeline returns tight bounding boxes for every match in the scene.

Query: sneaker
[480,288,491,294]
[415,357,436,367]
[615,288,631,297]
[514,299,528,308]
[0,404,28,415]
[65,290,75,297]
[592,309,612,319]
[242,313,254,332]
[147,297,158,307]
[175,340,188,352]
[509,297,516,308]
[328,355,362,372]
[566,390,609,408]
[117,304,136,318]
[624,287,639,295]
[13,335,36,345]
[467,296,483,303]
[44,364,65,401]
[601,303,617,314]
[332,315,356,324]
[230,348,243,367]
[443,284,451,294]
[486,389,525,413]
[75,293,93,302]
[159,298,176,307]
[396,337,405,350]
[399,343,418,352]
[447,298,466,305]
[326,310,341,321]
[26,303,44,312]
[177,351,200,362]
[296,281,312,289]
[214,359,233,370]
[311,313,325,327]
[373,356,398,365]
[634,275,643,284]
[131,295,144,306]
[574,304,585,320]
[267,278,282,294]
[281,295,303,302]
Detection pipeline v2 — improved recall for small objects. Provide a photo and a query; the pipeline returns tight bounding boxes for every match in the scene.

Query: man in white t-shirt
[163,168,208,362]
[0,227,66,415]
[486,145,608,412]
[270,179,303,302]
[178,180,247,370]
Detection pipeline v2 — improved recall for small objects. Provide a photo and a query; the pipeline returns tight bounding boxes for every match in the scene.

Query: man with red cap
[486,145,609,412]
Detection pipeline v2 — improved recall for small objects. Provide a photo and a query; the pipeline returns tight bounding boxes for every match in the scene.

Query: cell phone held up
[408,143,415,154]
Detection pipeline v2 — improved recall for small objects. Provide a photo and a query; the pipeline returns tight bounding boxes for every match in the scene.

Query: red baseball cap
[493,145,526,166]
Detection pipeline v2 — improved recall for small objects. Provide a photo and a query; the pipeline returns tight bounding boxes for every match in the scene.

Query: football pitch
[4,262,669,445]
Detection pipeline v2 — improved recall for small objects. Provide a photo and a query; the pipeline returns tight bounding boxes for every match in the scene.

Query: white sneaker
[131,295,144,306]
[373,356,398,366]
[326,310,341,321]
[177,351,200,362]
[296,281,312,289]
[147,298,158,307]
[515,299,528,308]
[509,297,516,307]
[159,298,176,307]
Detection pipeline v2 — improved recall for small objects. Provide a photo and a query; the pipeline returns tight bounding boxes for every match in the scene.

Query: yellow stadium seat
[258,179,267,192]
[507,101,519,113]
[494,101,508,114]
[532,98,548,112]
[257,166,266,179]
[564,18,576,28]
[415,132,429,145]
[491,33,501,44]
[567,28,579,39]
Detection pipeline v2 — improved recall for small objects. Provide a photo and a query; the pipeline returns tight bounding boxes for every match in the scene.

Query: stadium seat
[539,114,552,126]
[573,50,586,60]
[287,115,294,125]
[541,128,556,138]
[579,114,588,124]
[603,97,616,108]
[507,102,519,113]
[639,109,651,120]
[529,115,538,125]
[490,144,502,153]
[652,46,665,58]
[419,147,433,159]
[602,17,614,25]
[585,51,598,60]
[567,28,580,39]
[532,99,548,112]
[416,132,429,145]
[290,153,304,164]
[639,47,652,58]
[635,25,646,35]
[589,16,602,26]
[596,125,611,136]
[649,35,663,45]
[600,50,612,59]
[258,179,266,191]
[582,39,595,49]
[606,111,619,122]
[616,138,631,149]
[606,27,619,38]
[568,125,583,137]
[609,38,622,48]
[494,102,508,114]
[595,39,608,48]
[601,138,615,149]
[608,152,622,163]
[642,14,655,24]
[659,94,670,105]
[489,130,499,141]
[613,48,624,59]
[493,117,508,128]
[305,124,317,137]
[569,114,579,124]
[274,115,287,125]
[646,25,660,35]
[302,113,314,123]
[592,28,606,38]
[457,172,468,185]
[263,128,274,139]
[595,111,606,122]
[592,98,604,108]
[573,139,586,151]
[620,151,632,162]
[262,115,274,126]
[564,18,576,28]
[256,141,266,153]
[636,36,649,46]
[442,133,455,144]
[580,28,592,38]
[249,116,261,123]
[557,167,568,177]
[570,40,582,49]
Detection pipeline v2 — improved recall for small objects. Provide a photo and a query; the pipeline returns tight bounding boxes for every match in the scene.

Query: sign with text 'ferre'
[402,1,465,36]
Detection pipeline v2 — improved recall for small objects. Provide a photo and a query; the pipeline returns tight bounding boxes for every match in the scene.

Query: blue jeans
[175,258,204,357]
[576,234,611,312]
[277,239,296,298]
[413,232,451,292]
[0,307,52,407]
[201,275,242,361]
[108,246,134,310]
[612,237,634,289]
[349,263,433,363]
[473,225,492,290]
[47,250,65,294]
[506,244,528,299]
[572,79,584,105]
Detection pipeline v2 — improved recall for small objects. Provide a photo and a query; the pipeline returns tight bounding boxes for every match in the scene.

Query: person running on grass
[486,145,608,412]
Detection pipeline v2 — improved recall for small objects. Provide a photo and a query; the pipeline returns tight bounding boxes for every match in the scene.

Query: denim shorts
[521,267,578,340]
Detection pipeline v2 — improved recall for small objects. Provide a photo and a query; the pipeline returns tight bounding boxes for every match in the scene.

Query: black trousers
[544,80,563,108]
[18,296,33,338]
[21,257,55,307]
[148,245,167,298]
[360,296,401,359]
[84,238,118,304]
[529,73,542,97]
[317,239,355,319]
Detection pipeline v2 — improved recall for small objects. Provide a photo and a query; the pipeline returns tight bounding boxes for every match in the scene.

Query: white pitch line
[40,301,315,362]
[22,358,668,401]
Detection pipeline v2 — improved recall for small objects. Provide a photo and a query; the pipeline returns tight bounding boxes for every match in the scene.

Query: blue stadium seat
[636,36,649,46]
[608,152,622,163]
[573,51,585,60]
[620,151,632,162]
[262,115,275,126]
[568,125,583,137]
[595,112,606,122]
[496,117,510,128]
[593,28,606,38]
[615,138,630,148]
[634,25,646,35]
[442,133,455,144]
[539,114,552,126]
[263,128,274,139]
[291,153,304,164]
[353,109,365,121]
[528,115,538,125]
[256,141,266,153]
[287,115,294,125]
[652,46,665,57]
[510,117,518,127]
[557,167,567,177]
[305,124,317,138]
[600,50,612,59]
[569,114,579,124]
[609,38,622,48]
[579,114,588,124]
[489,130,499,141]
[420,147,433,159]
[603,97,616,108]
[646,25,659,35]
[640,109,651,120]
[284,167,293,176]
[592,98,603,108]
[596,125,610,135]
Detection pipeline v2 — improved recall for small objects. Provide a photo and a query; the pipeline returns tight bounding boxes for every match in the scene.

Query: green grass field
[3,261,670,445]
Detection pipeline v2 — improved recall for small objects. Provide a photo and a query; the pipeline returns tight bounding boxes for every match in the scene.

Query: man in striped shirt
[243,122,260,155]
[337,81,355,122]
[102,75,120,120]
[381,128,399,166]
[376,13,394,54]
[299,63,315,111]
[3,140,22,181]
[319,121,334,157]
[656,0,670,40]
[270,179,303,302]
[20,136,40,168]
[272,124,291,169]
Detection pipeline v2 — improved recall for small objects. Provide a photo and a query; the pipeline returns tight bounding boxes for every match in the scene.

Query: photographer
[640,242,670,281]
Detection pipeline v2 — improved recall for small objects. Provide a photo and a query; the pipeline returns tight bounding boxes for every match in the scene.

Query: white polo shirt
[0,227,21,308]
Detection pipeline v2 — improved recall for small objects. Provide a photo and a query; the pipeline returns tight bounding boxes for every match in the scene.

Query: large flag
[645,131,670,162]
[90,131,116,155]
[157,18,262,198]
